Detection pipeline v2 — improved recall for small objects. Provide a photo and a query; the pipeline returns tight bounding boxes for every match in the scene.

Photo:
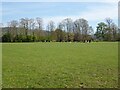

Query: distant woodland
[1,17,120,42]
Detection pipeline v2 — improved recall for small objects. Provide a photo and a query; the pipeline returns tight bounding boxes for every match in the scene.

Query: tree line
[1,17,120,42]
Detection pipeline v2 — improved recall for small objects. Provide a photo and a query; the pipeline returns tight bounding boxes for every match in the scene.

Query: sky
[1,1,118,31]
[118,2,120,28]
[1,0,119,2]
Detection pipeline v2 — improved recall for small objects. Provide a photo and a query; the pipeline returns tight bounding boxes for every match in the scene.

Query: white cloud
[80,5,118,21]
[41,3,118,30]
[1,1,118,30]
[42,4,117,25]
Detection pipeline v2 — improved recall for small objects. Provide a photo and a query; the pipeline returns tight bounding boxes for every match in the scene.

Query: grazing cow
[83,40,91,43]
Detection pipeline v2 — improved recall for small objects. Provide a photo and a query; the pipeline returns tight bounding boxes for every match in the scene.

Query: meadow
[2,42,118,88]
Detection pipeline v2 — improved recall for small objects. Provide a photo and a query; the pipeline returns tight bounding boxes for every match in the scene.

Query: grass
[2,42,118,88]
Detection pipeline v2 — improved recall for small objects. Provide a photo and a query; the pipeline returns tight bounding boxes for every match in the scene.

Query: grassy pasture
[2,42,118,88]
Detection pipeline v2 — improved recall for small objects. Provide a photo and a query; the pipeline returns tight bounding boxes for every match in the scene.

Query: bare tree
[9,20,18,42]
[57,22,64,30]
[20,18,26,36]
[46,20,55,41]
[36,17,43,30]
[62,18,73,33]
[89,26,94,35]
[105,18,114,41]
[62,18,74,41]
[88,26,94,41]
[105,18,113,28]
[111,23,118,41]
[47,20,55,32]
[36,17,44,41]
[20,18,29,37]
[74,19,82,41]
[80,19,89,42]
[74,18,89,42]
[29,18,34,35]
[7,22,11,34]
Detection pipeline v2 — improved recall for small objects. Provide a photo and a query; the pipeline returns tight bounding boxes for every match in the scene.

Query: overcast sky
[2,1,118,31]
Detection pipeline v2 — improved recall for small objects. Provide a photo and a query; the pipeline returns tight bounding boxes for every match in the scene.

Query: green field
[2,42,118,88]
